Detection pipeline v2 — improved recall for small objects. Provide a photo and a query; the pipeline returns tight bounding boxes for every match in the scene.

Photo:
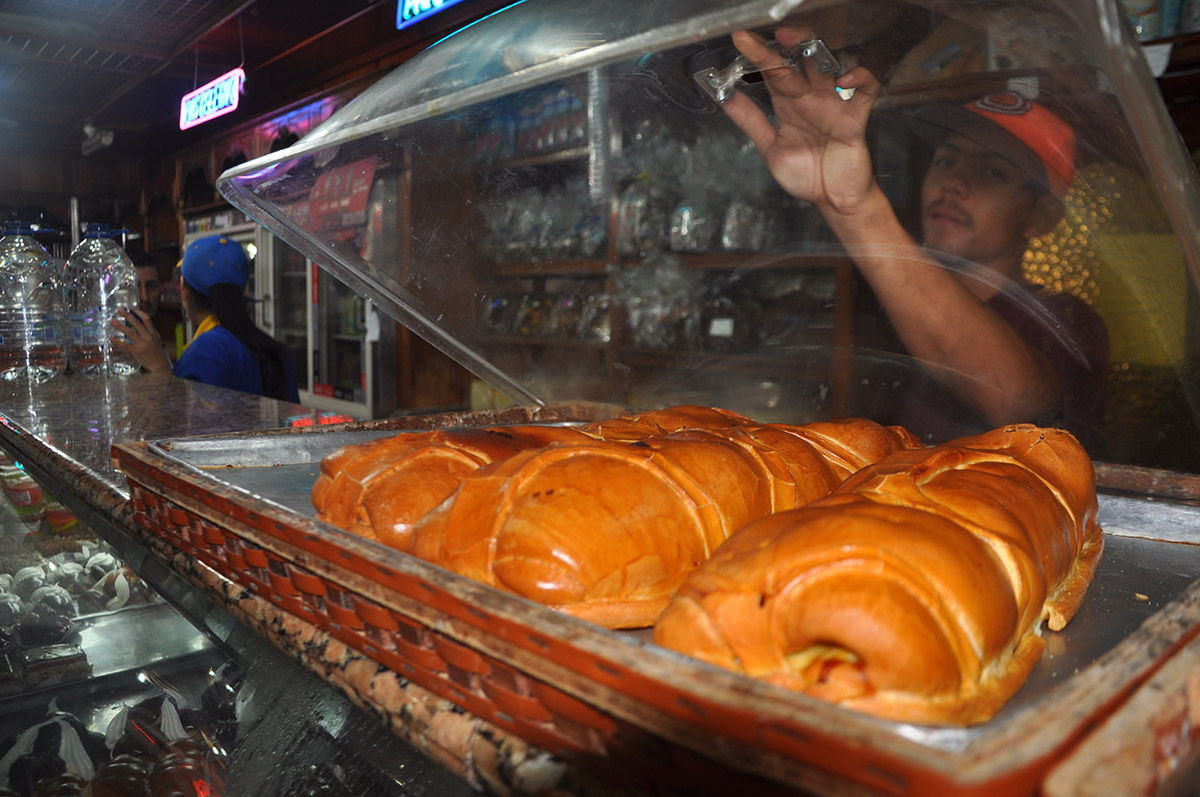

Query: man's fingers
[774,24,817,47]
[731,30,811,99]
[119,307,145,324]
[735,25,836,97]
[836,65,881,118]
[115,307,156,336]
[731,29,772,62]
[721,92,778,154]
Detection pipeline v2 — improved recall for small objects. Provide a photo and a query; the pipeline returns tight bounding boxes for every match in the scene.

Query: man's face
[920,132,1049,274]
[137,265,161,316]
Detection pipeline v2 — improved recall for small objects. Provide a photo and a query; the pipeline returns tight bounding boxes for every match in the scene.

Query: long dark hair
[186,281,291,401]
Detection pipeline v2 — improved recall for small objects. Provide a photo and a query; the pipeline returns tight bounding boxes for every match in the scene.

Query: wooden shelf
[493,252,848,278]
[1151,32,1200,148]
[483,335,609,349]
[878,65,1105,109]
[1151,31,1200,76]
[497,258,609,277]
[673,252,850,271]
[617,347,834,371]
[487,147,589,171]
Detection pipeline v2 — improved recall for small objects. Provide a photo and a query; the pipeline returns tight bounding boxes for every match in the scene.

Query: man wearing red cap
[723,27,1108,445]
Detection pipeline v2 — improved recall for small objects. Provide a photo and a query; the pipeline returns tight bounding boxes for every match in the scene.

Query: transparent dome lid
[219,0,1200,472]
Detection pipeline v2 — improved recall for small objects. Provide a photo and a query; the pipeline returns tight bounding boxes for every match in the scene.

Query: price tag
[1143,43,1173,77]
[708,317,735,338]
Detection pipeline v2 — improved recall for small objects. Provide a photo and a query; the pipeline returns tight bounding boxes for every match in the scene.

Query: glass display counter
[0,374,474,797]
[205,0,1200,791]
[8,0,1200,790]
[1,366,1199,795]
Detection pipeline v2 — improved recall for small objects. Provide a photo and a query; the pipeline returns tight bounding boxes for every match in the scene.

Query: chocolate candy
[0,592,24,625]
[150,740,225,797]
[46,563,87,595]
[13,566,46,601]
[89,754,152,797]
[83,553,117,582]
[29,586,73,619]
[16,612,73,647]
[0,626,15,655]
[30,774,86,797]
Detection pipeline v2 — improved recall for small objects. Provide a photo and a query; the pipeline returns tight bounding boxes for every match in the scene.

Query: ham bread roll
[652,424,1103,726]
[405,418,919,628]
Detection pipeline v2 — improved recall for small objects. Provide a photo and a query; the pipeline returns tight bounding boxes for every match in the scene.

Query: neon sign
[179,68,246,131]
[396,0,467,30]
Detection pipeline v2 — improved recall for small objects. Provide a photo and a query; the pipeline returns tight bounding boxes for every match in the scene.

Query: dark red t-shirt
[895,286,1109,448]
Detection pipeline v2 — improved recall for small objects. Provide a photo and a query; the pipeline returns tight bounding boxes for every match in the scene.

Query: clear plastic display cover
[219,0,1200,472]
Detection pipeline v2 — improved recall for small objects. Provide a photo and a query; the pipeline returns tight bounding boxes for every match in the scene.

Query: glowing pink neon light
[179,68,245,131]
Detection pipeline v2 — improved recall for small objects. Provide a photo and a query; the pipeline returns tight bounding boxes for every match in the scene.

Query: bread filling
[787,644,872,700]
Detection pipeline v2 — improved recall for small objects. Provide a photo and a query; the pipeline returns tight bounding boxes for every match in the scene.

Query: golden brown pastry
[404,417,919,628]
[576,404,753,441]
[312,406,760,545]
[313,424,595,546]
[652,424,1103,726]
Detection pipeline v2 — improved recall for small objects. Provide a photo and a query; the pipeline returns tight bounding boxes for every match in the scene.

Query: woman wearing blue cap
[113,234,300,403]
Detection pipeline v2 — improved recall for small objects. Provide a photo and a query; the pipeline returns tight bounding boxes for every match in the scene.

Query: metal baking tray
[146,427,1200,752]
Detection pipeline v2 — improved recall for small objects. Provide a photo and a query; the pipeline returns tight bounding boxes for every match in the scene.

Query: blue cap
[181,235,250,295]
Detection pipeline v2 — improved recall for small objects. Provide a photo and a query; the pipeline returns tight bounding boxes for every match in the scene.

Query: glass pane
[313,269,366,404]
[270,242,309,393]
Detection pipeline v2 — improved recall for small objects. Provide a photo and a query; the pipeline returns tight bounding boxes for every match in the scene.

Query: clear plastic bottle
[0,222,66,381]
[62,223,139,376]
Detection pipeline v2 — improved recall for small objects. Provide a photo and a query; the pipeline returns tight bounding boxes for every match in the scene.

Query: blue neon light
[397,0,468,31]
[423,0,527,50]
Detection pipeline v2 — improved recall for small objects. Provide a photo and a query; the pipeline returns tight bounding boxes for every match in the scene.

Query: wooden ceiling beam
[0,11,172,60]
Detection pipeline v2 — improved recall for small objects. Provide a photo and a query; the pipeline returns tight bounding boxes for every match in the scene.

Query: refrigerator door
[262,236,311,397]
[311,266,371,412]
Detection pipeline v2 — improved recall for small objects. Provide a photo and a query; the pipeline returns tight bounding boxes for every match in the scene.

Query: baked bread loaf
[312,424,597,546]
[404,417,919,628]
[652,424,1103,725]
[575,404,753,441]
[312,406,762,546]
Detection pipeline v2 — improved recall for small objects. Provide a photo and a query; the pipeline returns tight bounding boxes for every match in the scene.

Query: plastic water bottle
[62,223,139,376]
[0,222,66,381]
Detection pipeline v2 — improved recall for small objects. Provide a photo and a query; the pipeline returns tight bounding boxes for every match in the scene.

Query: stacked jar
[61,224,139,376]
[0,222,66,382]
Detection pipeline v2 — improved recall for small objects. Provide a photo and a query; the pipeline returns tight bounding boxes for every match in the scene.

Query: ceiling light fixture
[81,120,114,156]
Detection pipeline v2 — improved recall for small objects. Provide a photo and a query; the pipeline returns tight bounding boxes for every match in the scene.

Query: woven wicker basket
[112,406,1200,796]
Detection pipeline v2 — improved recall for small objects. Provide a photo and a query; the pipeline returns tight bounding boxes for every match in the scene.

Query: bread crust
[317,408,919,629]
[653,424,1103,725]
[310,406,752,535]
[313,425,597,543]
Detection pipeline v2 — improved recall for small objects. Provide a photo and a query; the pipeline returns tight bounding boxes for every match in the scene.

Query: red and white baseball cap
[915,91,1077,197]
